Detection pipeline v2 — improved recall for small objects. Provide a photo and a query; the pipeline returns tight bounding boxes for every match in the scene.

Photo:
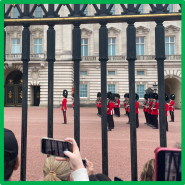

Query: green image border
[1,0,183,184]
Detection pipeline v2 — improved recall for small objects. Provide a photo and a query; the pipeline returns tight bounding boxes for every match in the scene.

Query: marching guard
[107,92,114,131]
[123,93,127,116]
[98,93,101,116]
[165,94,169,131]
[96,92,100,115]
[151,93,159,129]
[125,94,130,124]
[114,94,120,117]
[147,93,153,127]
[143,94,149,125]
[168,94,175,122]
[61,90,68,124]
[135,93,139,128]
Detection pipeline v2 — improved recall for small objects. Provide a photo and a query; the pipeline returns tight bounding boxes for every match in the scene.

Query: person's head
[4,128,20,181]
[89,174,112,181]
[140,159,155,181]
[153,99,156,102]
[43,156,71,181]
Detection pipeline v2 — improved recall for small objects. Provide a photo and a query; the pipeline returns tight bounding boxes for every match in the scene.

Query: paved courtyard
[4,107,181,181]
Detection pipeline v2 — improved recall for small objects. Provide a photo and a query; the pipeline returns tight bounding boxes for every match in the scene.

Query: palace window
[136,37,145,55]
[108,38,116,56]
[35,6,42,18]
[108,71,115,75]
[13,7,20,18]
[137,71,144,75]
[108,84,116,93]
[81,39,88,56]
[80,84,88,97]
[107,4,115,15]
[167,4,173,12]
[12,39,20,53]
[80,71,87,76]
[136,4,144,14]
[137,84,145,98]
[165,37,175,55]
[80,4,88,15]
[34,39,42,53]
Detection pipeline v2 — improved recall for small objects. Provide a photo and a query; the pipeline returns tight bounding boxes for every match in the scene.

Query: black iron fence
[4,4,181,181]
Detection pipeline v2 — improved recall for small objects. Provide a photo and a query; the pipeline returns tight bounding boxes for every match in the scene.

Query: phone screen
[157,151,181,181]
[82,159,86,168]
[41,138,73,158]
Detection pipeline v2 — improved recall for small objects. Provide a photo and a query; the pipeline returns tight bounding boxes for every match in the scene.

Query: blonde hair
[43,156,71,181]
[140,159,155,181]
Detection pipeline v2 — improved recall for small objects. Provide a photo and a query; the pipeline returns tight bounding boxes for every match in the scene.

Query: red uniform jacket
[165,103,169,116]
[72,99,74,108]
[98,100,101,108]
[168,100,174,111]
[114,99,120,108]
[96,98,99,107]
[107,101,114,115]
[151,102,159,115]
[148,101,153,114]
[61,98,67,111]
[123,102,126,108]
[136,101,139,114]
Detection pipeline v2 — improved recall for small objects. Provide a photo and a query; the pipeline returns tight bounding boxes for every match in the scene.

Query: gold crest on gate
[8,91,12,99]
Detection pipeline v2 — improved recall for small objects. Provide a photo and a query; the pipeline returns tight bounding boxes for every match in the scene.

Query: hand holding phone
[56,138,85,171]
[154,147,181,181]
[114,176,123,181]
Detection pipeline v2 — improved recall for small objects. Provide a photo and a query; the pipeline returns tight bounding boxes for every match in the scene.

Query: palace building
[4,4,181,108]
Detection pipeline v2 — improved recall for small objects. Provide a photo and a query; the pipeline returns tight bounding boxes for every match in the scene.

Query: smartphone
[114,176,123,181]
[41,137,73,158]
[82,159,86,168]
[154,147,181,181]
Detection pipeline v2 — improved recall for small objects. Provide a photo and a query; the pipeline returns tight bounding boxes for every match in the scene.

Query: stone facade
[4,4,181,108]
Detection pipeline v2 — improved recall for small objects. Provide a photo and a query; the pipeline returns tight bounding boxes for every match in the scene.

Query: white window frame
[137,71,145,76]
[108,71,116,76]
[165,36,175,55]
[80,84,88,98]
[34,38,42,54]
[108,38,116,56]
[81,38,88,56]
[136,37,145,55]
[136,84,145,99]
[35,6,42,18]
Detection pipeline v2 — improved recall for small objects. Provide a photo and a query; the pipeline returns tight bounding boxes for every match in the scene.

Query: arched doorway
[4,70,23,107]
[165,77,181,108]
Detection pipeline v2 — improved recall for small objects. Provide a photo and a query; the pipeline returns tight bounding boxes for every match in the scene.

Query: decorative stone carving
[165,25,180,34]
[7,26,21,37]
[136,26,150,35]
[81,28,92,37]
[108,27,121,36]
[30,27,44,37]
[31,67,40,80]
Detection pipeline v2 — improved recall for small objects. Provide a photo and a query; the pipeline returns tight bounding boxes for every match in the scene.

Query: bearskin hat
[148,92,153,99]
[170,94,175,100]
[152,93,158,100]
[165,94,169,102]
[72,93,74,98]
[127,93,129,98]
[97,92,100,97]
[135,93,139,101]
[107,92,112,99]
[144,94,148,100]
[118,94,120,99]
[111,93,115,101]
[63,90,68,98]
[124,93,127,98]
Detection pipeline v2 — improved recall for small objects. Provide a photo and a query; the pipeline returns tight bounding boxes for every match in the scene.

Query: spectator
[43,156,71,181]
[4,128,20,181]
[56,138,89,181]
[89,174,112,181]
[140,159,155,181]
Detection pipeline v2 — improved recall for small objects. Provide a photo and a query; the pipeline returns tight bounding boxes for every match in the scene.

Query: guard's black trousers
[136,114,139,128]
[114,107,120,117]
[98,107,101,115]
[166,116,168,131]
[63,110,67,124]
[144,112,148,124]
[107,115,114,130]
[152,115,158,128]
[148,113,151,125]
[170,111,174,121]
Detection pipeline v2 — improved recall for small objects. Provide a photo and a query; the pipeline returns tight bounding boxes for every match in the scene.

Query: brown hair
[43,156,71,181]
[140,159,155,181]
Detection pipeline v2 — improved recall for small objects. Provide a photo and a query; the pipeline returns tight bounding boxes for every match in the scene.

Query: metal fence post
[155,18,166,147]
[4,25,6,61]
[20,22,30,181]
[99,19,108,176]
[127,19,138,181]
[46,22,55,138]
[72,20,81,149]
